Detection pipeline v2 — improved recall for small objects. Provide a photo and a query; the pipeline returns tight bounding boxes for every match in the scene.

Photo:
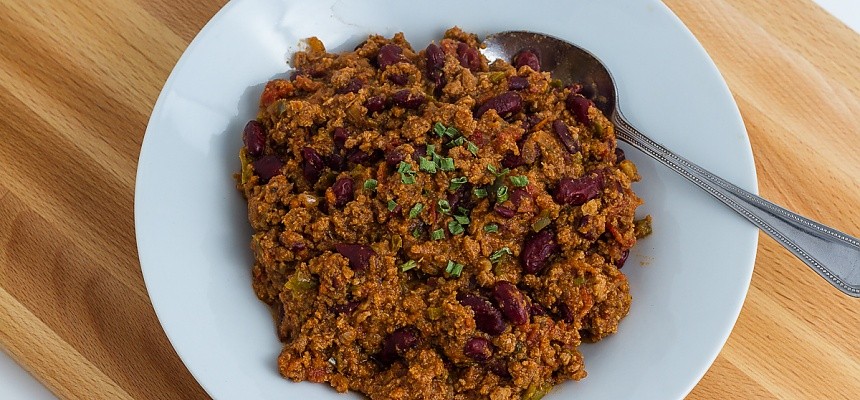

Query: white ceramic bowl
[135,0,758,398]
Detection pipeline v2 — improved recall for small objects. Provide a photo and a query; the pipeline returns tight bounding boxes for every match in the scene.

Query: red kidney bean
[492,281,529,325]
[385,148,408,167]
[365,95,389,113]
[501,152,525,169]
[326,153,346,171]
[456,42,481,72]
[252,155,283,183]
[507,76,530,91]
[509,188,531,208]
[529,302,548,317]
[333,127,349,150]
[487,358,511,378]
[566,93,592,124]
[521,229,558,274]
[425,43,445,72]
[463,337,493,361]
[243,120,266,157]
[331,177,354,207]
[557,302,575,323]
[552,119,580,154]
[388,204,402,217]
[375,326,420,367]
[431,70,447,97]
[513,49,540,72]
[387,73,409,85]
[411,144,428,162]
[392,89,425,109]
[475,91,522,119]
[335,77,363,94]
[377,44,404,69]
[458,293,507,335]
[334,243,376,271]
[522,114,542,132]
[494,204,516,219]
[447,184,473,212]
[615,147,626,163]
[554,175,602,206]
[331,300,360,315]
[616,249,629,268]
[301,147,324,183]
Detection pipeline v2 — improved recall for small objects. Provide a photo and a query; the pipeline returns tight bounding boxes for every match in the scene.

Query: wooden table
[1,1,858,398]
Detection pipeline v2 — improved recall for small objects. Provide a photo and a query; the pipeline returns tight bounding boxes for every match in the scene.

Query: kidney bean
[375,326,420,367]
[501,152,525,169]
[554,175,602,206]
[513,49,540,72]
[615,147,626,163]
[425,43,446,72]
[243,120,266,157]
[411,144,428,162]
[616,249,629,268]
[522,114,542,132]
[557,302,575,323]
[494,204,516,219]
[458,293,507,335]
[463,337,493,361]
[326,153,346,171]
[334,243,376,271]
[387,73,409,85]
[252,155,283,183]
[520,229,558,274]
[552,119,580,154]
[301,147,324,183]
[492,281,529,325]
[447,184,473,211]
[529,302,548,317]
[456,42,481,72]
[335,77,363,94]
[487,358,511,378]
[431,70,447,97]
[385,148,408,167]
[365,96,389,113]
[510,188,531,208]
[392,89,425,109]
[566,93,592,124]
[333,127,349,150]
[507,76,530,91]
[475,91,522,119]
[388,204,403,217]
[331,177,354,207]
[377,44,404,69]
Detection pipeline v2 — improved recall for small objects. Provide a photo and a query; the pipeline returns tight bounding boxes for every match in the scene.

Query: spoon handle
[612,114,860,297]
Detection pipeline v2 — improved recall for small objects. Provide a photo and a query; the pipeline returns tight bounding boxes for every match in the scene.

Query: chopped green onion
[449,176,468,191]
[433,122,447,137]
[426,144,436,155]
[363,179,378,190]
[445,260,464,277]
[438,157,455,171]
[487,164,510,177]
[489,247,512,263]
[387,199,398,211]
[532,214,551,232]
[457,207,469,215]
[445,126,459,138]
[448,220,465,235]
[419,157,437,173]
[466,141,479,156]
[510,175,529,187]
[398,161,417,184]
[431,229,445,240]
[484,223,499,233]
[409,203,424,219]
[400,260,417,272]
[412,227,422,238]
[437,199,451,214]
[473,187,488,198]
[496,185,509,203]
[447,136,466,147]
[454,214,470,225]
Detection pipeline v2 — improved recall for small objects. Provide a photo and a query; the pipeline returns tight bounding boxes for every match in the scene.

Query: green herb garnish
[419,157,437,173]
[387,199,398,211]
[487,164,510,177]
[400,260,417,272]
[489,247,512,263]
[412,227,422,238]
[448,220,465,235]
[510,175,529,187]
[397,161,417,184]
[438,157,455,171]
[363,179,378,190]
[449,176,468,191]
[437,199,451,215]
[453,214,470,225]
[466,141,479,156]
[431,229,445,240]
[445,260,464,277]
[484,223,499,233]
[433,122,447,137]
[409,203,424,219]
[496,185,509,203]
[473,187,488,198]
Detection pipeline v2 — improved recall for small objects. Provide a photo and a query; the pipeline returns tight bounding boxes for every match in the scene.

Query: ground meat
[236,27,647,400]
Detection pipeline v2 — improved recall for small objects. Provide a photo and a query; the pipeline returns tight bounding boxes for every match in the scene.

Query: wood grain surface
[0,0,857,399]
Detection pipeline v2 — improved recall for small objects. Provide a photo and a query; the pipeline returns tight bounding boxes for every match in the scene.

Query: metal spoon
[481,31,860,297]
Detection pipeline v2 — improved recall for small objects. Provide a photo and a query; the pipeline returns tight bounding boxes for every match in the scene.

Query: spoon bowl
[482,31,860,297]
